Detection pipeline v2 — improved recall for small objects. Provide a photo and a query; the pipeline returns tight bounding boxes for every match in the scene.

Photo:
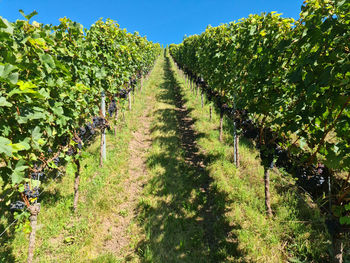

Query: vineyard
[1,1,350,262]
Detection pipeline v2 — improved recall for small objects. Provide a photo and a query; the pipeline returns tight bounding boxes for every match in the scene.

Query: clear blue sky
[0,0,303,45]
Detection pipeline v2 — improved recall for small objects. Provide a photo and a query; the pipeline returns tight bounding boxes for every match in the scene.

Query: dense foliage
[170,0,349,226]
[0,11,160,213]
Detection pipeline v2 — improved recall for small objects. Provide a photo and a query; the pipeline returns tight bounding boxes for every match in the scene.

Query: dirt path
[102,98,153,258]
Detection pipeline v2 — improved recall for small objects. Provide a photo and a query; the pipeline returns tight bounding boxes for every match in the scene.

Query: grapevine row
[169,0,349,260]
[0,11,160,262]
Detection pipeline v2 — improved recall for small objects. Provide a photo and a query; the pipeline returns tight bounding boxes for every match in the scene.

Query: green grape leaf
[11,160,28,185]
[0,137,13,157]
[340,216,350,225]
[39,54,56,71]
[0,97,12,107]
[19,10,38,21]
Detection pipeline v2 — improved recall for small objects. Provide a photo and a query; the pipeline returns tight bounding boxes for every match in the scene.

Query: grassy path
[133,55,241,262]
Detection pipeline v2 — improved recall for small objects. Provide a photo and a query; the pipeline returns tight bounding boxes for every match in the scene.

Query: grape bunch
[9,184,40,211]
[130,78,137,88]
[108,99,117,116]
[86,123,95,135]
[275,146,292,170]
[72,136,83,150]
[23,183,40,199]
[67,147,75,156]
[224,105,235,117]
[207,92,213,102]
[206,88,216,102]
[53,157,60,166]
[10,201,26,211]
[31,171,44,180]
[117,89,128,99]
[295,165,328,196]
[60,136,70,147]
[92,116,110,130]
[241,119,258,139]
[66,122,97,156]
[79,126,86,136]
[79,123,95,142]
[221,103,229,113]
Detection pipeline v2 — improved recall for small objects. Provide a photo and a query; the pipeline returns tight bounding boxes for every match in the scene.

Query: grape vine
[170,0,349,260]
[0,10,160,262]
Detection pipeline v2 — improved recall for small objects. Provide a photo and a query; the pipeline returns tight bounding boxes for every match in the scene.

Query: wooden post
[264,168,273,217]
[73,158,80,212]
[128,91,132,110]
[141,76,143,92]
[333,235,343,263]
[100,91,106,167]
[27,203,41,263]
[114,108,119,136]
[210,106,212,121]
[201,91,204,108]
[219,110,224,142]
[235,135,240,167]
[233,96,240,167]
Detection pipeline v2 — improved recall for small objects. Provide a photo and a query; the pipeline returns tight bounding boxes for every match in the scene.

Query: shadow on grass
[0,206,17,263]
[136,56,245,262]
[0,239,16,263]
